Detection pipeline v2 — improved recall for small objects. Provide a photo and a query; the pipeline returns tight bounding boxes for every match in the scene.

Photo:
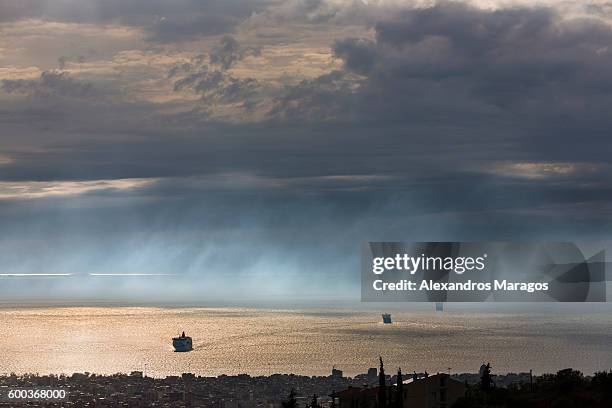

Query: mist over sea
[1,307,611,378]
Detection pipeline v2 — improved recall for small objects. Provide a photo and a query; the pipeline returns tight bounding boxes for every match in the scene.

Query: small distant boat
[382,313,392,324]
[435,302,444,312]
[172,331,193,352]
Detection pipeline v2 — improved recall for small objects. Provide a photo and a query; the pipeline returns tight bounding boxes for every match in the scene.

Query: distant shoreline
[1,301,612,313]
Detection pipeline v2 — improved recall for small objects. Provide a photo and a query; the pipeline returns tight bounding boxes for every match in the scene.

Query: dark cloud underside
[1,0,611,301]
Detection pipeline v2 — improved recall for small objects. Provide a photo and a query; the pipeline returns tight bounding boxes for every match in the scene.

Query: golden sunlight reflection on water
[1,307,611,377]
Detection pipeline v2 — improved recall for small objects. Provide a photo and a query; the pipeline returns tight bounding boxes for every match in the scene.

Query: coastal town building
[335,373,466,408]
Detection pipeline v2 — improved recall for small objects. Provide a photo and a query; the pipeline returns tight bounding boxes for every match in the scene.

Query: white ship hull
[172,336,193,352]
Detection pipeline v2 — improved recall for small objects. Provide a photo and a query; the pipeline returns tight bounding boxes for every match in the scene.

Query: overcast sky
[1,0,611,303]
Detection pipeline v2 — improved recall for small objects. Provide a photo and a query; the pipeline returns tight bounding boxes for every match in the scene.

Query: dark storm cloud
[3,3,612,187]
[269,70,356,120]
[323,3,612,163]
[2,71,98,99]
[333,3,612,106]
[167,36,262,109]
[209,35,261,70]
[0,0,272,41]
[173,68,260,104]
[2,1,612,300]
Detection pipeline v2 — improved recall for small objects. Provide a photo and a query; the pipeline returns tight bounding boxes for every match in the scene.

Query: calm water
[1,307,611,377]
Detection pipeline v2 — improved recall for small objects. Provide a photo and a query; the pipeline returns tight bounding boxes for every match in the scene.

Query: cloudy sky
[1,0,611,303]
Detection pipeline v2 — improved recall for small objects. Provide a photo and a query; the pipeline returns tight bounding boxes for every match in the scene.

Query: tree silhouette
[378,356,387,408]
[282,389,297,408]
[330,391,337,408]
[395,368,404,408]
[480,363,493,391]
[456,368,609,407]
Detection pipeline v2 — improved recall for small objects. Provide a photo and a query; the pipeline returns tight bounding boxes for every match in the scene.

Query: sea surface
[1,307,611,377]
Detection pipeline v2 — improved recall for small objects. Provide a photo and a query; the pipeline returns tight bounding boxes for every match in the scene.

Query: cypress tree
[378,356,386,408]
[396,368,404,408]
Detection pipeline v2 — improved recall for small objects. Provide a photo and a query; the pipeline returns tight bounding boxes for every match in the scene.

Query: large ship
[172,332,193,352]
